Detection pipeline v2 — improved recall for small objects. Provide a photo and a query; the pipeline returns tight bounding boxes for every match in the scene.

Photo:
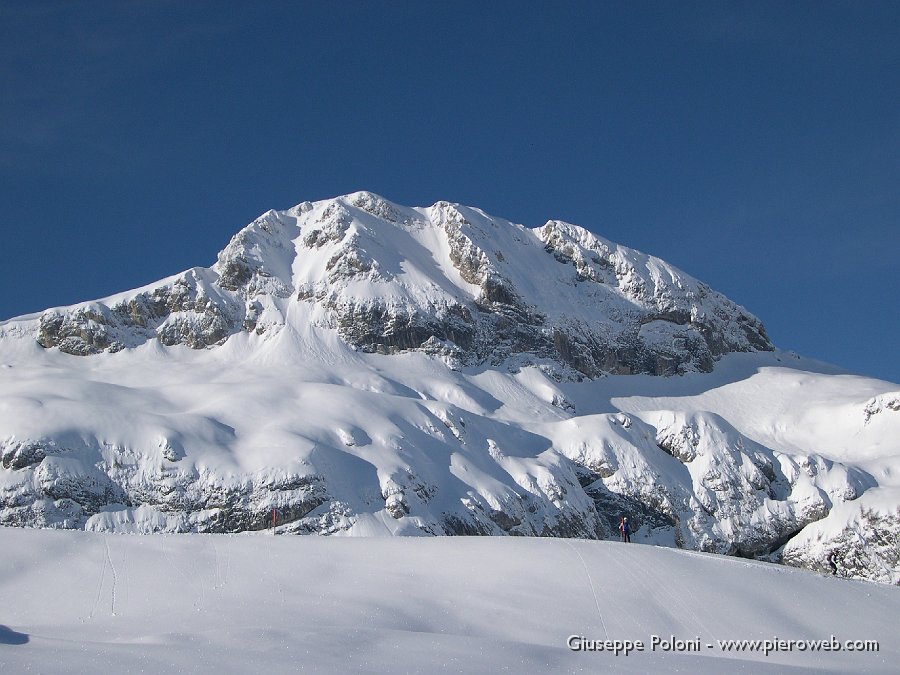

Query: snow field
[1,528,897,674]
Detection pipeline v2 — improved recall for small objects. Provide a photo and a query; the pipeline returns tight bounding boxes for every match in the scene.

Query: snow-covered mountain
[30,191,770,374]
[1,191,897,583]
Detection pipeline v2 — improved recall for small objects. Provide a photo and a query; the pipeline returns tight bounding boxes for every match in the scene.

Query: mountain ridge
[20,191,771,379]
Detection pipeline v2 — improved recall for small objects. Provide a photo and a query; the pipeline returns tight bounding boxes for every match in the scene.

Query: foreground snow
[1,529,897,673]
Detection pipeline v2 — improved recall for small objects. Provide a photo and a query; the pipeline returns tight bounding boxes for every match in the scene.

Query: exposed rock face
[0,403,880,577]
[0,439,328,533]
[0,432,605,540]
[307,197,772,377]
[36,273,241,355]
[29,192,772,376]
[553,410,876,560]
[863,392,900,423]
[782,497,900,585]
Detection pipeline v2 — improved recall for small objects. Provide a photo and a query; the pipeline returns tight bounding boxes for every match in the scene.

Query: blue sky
[2,1,898,382]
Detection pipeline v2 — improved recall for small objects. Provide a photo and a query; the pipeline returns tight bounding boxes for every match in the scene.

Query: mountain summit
[33,191,771,377]
[1,192,897,584]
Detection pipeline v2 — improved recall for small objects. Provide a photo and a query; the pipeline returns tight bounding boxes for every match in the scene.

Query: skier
[619,516,631,543]
[827,550,838,576]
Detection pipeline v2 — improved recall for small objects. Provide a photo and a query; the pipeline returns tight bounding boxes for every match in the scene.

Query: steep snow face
[0,192,897,584]
[19,191,771,377]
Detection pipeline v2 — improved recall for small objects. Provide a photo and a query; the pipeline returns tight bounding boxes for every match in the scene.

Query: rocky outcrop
[298,198,772,377]
[0,421,607,540]
[863,392,900,423]
[781,494,900,585]
[36,273,243,355]
[29,192,772,377]
[555,410,875,560]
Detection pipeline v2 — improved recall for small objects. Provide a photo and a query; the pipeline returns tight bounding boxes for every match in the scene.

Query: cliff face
[2,192,897,584]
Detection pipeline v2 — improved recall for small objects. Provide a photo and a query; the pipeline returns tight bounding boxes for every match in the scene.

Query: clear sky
[2,1,898,383]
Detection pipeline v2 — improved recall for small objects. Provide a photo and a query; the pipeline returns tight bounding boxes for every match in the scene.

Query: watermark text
[567,634,880,656]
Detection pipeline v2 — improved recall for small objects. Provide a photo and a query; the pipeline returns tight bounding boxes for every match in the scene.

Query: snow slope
[0,192,897,584]
[0,529,897,674]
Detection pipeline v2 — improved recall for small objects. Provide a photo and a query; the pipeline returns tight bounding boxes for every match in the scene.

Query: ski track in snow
[104,537,119,617]
[267,533,286,611]
[209,535,231,591]
[564,539,610,640]
[88,539,107,620]
[621,544,715,639]
[223,538,231,587]
[120,539,129,617]
[86,536,123,619]
[605,543,654,636]
[211,536,223,590]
